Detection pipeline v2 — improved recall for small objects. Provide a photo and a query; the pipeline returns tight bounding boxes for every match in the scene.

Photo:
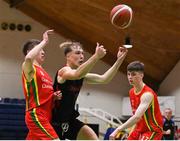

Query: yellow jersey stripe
[23,74,30,110]
[32,66,40,106]
[150,132,156,140]
[151,99,163,131]
[144,110,153,131]
[30,108,54,139]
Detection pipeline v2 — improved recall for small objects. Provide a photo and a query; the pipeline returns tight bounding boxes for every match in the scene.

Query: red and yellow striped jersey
[129,85,163,133]
[22,65,54,120]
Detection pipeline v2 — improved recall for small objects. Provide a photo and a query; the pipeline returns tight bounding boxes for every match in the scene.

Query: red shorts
[25,108,58,140]
[128,130,163,140]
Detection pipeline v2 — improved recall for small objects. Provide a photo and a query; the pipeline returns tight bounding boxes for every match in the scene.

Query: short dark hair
[127,61,144,72]
[59,41,83,56]
[22,39,41,56]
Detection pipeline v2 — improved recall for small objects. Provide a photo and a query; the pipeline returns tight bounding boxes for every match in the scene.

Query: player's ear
[66,52,72,60]
[139,71,144,78]
[141,73,144,78]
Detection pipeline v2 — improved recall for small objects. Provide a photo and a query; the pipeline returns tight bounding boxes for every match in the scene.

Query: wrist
[117,127,122,132]
[41,39,48,45]
[118,55,126,61]
[93,54,100,60]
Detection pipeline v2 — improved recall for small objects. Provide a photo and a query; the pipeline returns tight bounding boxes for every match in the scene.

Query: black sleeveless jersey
[52,72,84,122]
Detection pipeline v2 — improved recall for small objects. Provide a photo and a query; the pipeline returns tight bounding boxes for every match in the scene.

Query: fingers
[119,46,128,52]
[46,29,54,34]
[96,42,104,49]
[54,90,62,96]
[96,42,106,51]
[42,29,54,43]
[109,135,115,140]
[54,91,62,100]
[118,46,128,56]
[44,29,54,36]
[95,43,128,60]
[96,42,106,52]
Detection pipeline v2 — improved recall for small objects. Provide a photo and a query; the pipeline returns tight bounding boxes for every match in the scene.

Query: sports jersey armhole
[22,65,36,82]
[141,92,154,107]
[22,70,28,81]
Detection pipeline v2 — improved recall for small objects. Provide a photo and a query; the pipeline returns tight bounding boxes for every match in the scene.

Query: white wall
[0,1,130,118]
[78,60,130,117]
[159,60,180,117]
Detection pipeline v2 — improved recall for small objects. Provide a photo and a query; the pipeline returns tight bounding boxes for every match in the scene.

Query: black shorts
[52,118,84,140]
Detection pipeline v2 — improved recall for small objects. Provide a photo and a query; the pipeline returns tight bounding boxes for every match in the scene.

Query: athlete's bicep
[134,92,153,118]
[58,67,79,80]
[84,73,104,84]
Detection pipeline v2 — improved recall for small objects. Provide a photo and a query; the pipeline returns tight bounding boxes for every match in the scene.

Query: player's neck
[165,116,172,120]
[66,62,78,69]
[34,60,42,67]
[134,82,145,94]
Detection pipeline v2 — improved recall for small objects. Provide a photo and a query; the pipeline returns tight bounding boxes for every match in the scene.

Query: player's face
[127,71,143,86]
[164,109,172,119]
[68,46,84,68]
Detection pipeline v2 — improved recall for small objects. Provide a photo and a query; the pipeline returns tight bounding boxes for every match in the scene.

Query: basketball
[110,4,133,29]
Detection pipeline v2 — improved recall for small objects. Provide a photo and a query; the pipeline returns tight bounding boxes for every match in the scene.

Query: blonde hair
[59,41,73,49]
[59,41,83,56]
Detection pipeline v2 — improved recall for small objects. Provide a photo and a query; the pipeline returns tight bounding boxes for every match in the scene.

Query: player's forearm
[118,115,140,131]
[76,54,99,78]
[119,103,148,131]
[25,40,47,61]
[100,55,126,83]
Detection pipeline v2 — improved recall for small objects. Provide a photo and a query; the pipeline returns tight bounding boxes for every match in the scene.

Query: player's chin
[41,57,45,62]
[75,63,80,68]
[129,81,133,85]
[78,61,83,65]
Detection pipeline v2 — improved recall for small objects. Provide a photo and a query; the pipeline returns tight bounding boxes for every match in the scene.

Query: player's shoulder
[144,85,154,92]
[141,92,154,102]
[58,66,71,73]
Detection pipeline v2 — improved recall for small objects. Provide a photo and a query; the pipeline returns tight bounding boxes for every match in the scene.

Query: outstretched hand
[42,29,54,44]
[117,46,128,59]
[109,128,127,140]
[109,129,119,140]
[95,42,107,59]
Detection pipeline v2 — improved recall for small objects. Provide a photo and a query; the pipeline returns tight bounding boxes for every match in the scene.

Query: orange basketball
[110,4,133,29]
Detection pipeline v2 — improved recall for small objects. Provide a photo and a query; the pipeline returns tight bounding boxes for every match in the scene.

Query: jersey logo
[61,122,69,132]
[141,135,149,140]
[40,71,45,76]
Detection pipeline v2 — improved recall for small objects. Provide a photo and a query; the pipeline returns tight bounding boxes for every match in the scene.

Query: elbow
[99,75,110,84]
[74,72,84,79]
[74,73,80,78]
[101,80,110,84]
[96,79,109,84]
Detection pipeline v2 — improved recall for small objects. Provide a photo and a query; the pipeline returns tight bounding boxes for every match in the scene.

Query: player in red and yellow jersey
[110,61,163,140]
[22,30,61,140]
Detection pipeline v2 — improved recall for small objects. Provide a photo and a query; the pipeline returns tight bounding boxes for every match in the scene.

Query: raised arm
[22,30,53,81]
[110,92,153,140]
[84,47,128,84]
[57,43,106,82]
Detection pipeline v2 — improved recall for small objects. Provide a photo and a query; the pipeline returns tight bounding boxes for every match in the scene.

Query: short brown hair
[59,41,83,56]
[22,39,41,56]
[127,61,144,72]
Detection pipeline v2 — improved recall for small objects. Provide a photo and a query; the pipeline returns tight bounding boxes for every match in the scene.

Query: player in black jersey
[52,41,128,140]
